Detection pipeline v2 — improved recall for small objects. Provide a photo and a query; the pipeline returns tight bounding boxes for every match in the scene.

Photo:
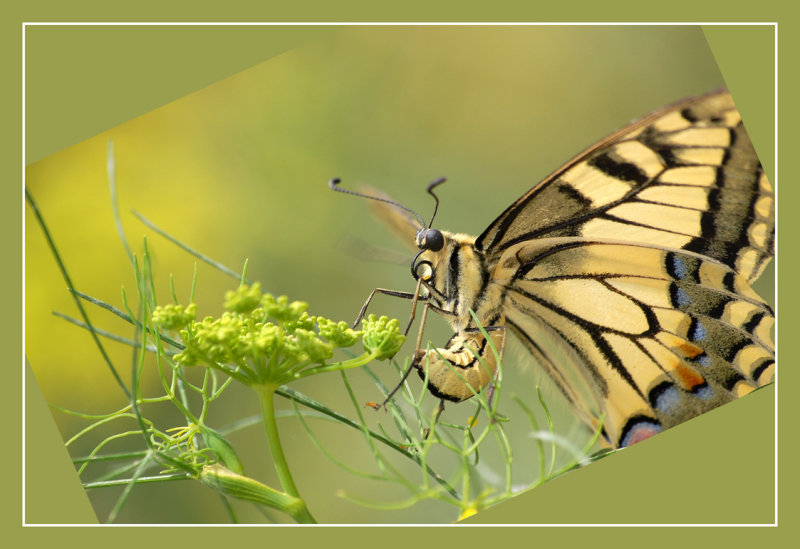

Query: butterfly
[331,89,775,449]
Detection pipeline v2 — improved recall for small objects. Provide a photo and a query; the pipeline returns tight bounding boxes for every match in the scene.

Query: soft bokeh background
[25,26,774,524]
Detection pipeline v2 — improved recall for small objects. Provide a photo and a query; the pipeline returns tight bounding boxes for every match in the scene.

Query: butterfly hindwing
[363,185,424,251]
[493,237,773,447]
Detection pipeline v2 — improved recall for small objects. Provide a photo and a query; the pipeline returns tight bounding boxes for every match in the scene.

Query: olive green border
[6,2,794,547]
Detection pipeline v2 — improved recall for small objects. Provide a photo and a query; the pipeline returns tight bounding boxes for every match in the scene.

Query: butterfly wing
[481,89,774,447]
[362,185,424,251]
[477,89,774,283]
[493,237,774,447]
[362,89,774,448]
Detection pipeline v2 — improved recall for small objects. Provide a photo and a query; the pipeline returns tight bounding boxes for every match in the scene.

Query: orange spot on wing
[674,362,705,391]
[677,340,703,359]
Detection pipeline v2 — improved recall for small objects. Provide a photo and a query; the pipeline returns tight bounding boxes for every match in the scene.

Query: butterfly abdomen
[415,327,507,402]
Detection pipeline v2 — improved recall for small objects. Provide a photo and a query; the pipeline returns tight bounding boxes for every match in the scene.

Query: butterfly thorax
[415,231,505,334]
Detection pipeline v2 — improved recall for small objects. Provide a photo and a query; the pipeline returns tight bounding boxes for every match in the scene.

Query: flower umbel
[159,284,404,387]
[361,314,406,360]
[152,303,197,331]
[318,318,361,348]
[223,282,264,313]
[150,282,408,525]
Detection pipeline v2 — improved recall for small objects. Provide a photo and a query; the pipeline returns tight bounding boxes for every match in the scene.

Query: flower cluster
[153,283,405,388]
[152,303,197,331]
[361,315,406,360]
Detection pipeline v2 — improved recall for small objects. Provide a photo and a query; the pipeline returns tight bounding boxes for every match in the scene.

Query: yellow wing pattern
[477,90,773,282]
[494,238,773,446]
[482,89,774,447]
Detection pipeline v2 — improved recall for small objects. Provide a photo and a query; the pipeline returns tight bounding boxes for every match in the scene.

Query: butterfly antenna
[329,178,426,228]
[425,177,446,228]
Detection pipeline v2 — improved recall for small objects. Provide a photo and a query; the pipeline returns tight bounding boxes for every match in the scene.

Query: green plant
[25,146,606,524]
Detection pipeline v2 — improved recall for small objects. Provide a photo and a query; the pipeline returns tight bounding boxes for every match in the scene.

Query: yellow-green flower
[362,315,406,360]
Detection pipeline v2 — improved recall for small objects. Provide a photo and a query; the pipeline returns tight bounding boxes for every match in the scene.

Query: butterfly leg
[373,296,437,409]
[353,277,457,331]
[373,294,459,408]
[352,287,418,328]
[424,399,447,440]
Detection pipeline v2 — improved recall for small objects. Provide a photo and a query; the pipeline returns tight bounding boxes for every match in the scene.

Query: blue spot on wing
[693,383,714,401]
[693,353,712,367]
[672,255,688,280]
[675,287,693,307]
[690,319,707,341]
[653,385,681,414]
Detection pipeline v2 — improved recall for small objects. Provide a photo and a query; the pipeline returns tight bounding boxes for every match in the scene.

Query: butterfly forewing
[476,90,774,283]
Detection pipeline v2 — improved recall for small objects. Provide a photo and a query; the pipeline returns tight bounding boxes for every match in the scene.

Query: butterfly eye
[417,228,444,252]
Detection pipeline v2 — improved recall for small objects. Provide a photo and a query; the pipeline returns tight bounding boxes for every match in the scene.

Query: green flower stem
[200,359,252,385]
[256,384,316,524]
[294,352,378,379]
[200,464,308,522]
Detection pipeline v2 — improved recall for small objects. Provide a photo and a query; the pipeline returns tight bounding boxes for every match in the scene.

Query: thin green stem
[72,450,149,464]
[537,386,557,477]
[460,428,471,510]
[26,187,131,401]
[106,139,134,264]
[294,352,377,379]
[107,453,154,523]
[256,385,316,524]
[513,394,546,483]
[132,210,249,284]
[83,473,192,489]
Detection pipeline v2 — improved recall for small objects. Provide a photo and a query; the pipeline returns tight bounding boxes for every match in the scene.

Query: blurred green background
[24,25,774,524]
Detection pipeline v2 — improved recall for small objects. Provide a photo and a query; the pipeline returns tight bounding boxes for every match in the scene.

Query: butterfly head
[415,227,444,252]
[329,175,449,294]
[329,175,447,254]
[410,243,444,306]
[412,227,444,288]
